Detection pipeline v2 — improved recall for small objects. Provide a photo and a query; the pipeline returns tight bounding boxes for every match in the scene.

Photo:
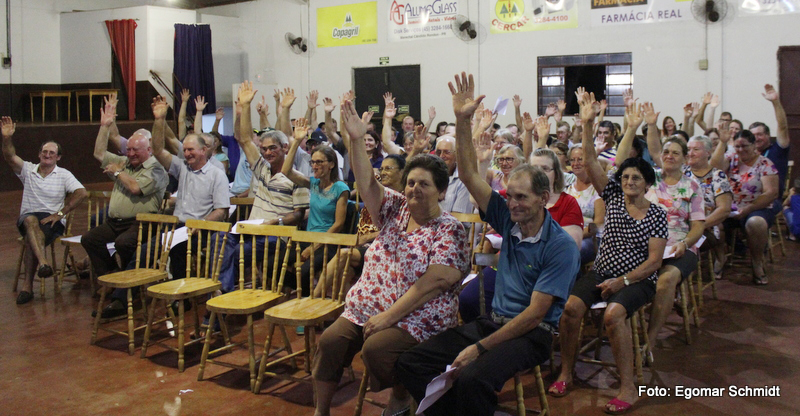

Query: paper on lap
[416,365,458,415]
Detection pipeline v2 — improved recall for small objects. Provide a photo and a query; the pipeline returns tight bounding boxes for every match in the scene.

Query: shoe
[92,299,126,319]
[713,260,724,280]
[753,274,769,285]
[37,264,54,278]
[16,291,33,305]
[604,398,633,415]
[548,380,571,397]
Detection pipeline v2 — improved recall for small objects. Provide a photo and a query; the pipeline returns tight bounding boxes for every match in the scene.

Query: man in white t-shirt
[2,116,87,305]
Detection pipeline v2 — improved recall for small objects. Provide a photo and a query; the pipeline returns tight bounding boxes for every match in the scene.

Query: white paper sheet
[462,273,478,285]
[165,226,189,249]
[485,234,503,250]
[229,205,238,216]
[663,235,706,259]
[493,97,509,116]
[416,365,458,415]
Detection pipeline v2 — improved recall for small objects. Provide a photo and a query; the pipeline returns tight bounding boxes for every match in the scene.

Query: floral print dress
[644,169,706,255]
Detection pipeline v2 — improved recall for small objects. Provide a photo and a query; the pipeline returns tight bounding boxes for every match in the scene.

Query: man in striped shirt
[2,116,87,305]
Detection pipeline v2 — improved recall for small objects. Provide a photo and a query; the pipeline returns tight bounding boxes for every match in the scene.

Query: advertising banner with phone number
[387,0,460,42]
[489,0,578,34]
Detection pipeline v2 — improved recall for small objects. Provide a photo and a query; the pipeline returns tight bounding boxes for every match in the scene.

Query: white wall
[0,0,62,84]
[198,0,800,135]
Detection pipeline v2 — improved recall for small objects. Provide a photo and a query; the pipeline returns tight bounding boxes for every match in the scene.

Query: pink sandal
[547,380,571,397]
[604,398,633,415]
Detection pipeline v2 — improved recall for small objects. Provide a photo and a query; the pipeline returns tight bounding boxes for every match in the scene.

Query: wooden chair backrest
[784,160,794,198]
[133,213,179,271]
[236,223,295,293]
[474,252,499,316]
[230,197,255,222]
[158,190,173,215]
[450,211,488,273]
[290,230,359,303]
[184,219,232,281]
[86,191,111,232]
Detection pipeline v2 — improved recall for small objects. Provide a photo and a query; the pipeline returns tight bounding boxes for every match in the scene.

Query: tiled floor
[2,188,799,415]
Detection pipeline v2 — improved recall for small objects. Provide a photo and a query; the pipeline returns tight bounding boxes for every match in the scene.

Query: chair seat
[147,278,221,300]
[206,289,284,315]
[265,297,344,326]
[99,269,168,289]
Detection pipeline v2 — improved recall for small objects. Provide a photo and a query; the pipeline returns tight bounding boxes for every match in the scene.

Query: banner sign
[590,0,693,26]
[738,0,800,15]
[317,2,378,48]
[489,0,578,34]
[388,0,460,42]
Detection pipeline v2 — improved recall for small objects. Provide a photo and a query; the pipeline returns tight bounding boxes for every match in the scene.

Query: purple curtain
[173,24,216,116]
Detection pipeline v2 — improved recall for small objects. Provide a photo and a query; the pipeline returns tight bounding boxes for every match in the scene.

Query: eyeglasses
[569,158,583,164]
[496,157,516,164]
[309,160,329,166]
[379,166,399,172]
[435,149,454,156]
[621,174,644,183]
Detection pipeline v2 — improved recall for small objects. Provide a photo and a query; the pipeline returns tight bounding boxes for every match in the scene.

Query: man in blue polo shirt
[751,84,790,199]
[396,73,579,416]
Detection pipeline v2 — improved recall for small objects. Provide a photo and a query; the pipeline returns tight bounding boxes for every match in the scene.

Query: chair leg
[631,315,643,384]
[141,298,159,359]
[354,370,369,416]
[695,258,704,311]
[304,328,312,373]
[679,281,692,345]
[638,309,653,367]
[534,365,549,416]
[254,322,276,393]
[13,244,25,293]
[248,314,257,392]
[709,251,718,300]
[197,311,217,381]
[91,287,107,345]
[178,300,186,372]
[514,373,526,416]
[127,288,136,355]
[767,231,775,264]
[58,245,71,293]
[279,325,298,370]
[686,276,700,327]
[50,244,59,294]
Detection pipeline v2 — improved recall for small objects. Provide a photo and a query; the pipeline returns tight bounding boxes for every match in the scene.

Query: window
[537,53,632,117]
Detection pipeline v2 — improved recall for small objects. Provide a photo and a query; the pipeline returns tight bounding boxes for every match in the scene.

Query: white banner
[590,0,693,26]
[739,0,800,15]
[388,0,460,42]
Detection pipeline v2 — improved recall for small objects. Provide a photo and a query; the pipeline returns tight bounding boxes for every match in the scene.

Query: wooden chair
[253,230,359,393]
[230,197,255,222]
[676,276,700,345]
[197,223,295,391]
[140,219,231,372]
[58,191,111,293]
[694,249,718,311]
[577,304,651,384]
[449,211,488,273]
[13,212,74,298]
[91,213,179,355]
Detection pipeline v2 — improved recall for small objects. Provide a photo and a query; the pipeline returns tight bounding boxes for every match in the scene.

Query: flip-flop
[548,380,571,397]
[604,398,633,415]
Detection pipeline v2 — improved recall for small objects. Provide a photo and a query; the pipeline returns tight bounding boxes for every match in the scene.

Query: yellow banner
[490,0,578,33]
[317,2,378,48]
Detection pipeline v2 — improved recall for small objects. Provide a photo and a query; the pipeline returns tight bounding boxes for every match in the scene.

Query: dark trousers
[396,317,552,416]
[81,218,138,277]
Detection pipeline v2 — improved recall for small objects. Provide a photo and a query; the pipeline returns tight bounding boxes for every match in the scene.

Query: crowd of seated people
[5,71,796,416]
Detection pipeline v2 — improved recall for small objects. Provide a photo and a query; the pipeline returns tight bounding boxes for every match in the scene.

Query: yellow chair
[197,223,295,390]
[578,304,651,384]
[449,211,488,273]
[91,213,179,355]
[58,191,111,293]
[230,197,255,222]
[694,248,718,311]
[253,230,359,393]
[13,211,73,299]
[141,219,231,372]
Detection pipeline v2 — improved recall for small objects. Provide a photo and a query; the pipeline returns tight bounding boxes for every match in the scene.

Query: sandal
[548,380,571,397]
[604,398,633,415]
[753,274,769,285]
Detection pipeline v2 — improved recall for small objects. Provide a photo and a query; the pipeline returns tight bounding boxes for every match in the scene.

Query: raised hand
[702,92,713,105]
[256,95,267,114]
[475,131,493,163]
[573,114,582,128]
[578,91,597,124]
[341,100,370,142]
[215,107,225,121]
[683,103,694,118]
[104,92,118,111]
[598,99,608,114]
[181,89,190,103]
[151,96,168,120]
[323,97,336,113]
[292,117,309,142]
[273,89,281,103]
[383,92,394,106]
[237,81,257,105]
[512,94,522,108]
[642,102,660,125]
[716,120,732,144]
[690,102,700,118]
[384,100,397,119]
[622,88,634,107]
[545,103,557,118]
[710,94,720,108]
[307,90,319,109]
[625,103,644,128]
[281,88,296,109]
[194,95,207,112]
[557,99,566,113]
[448,72,485,120]
[534,116,550,140]
[762,84,779,102]
[477,108,496,132]
[1,116,16,136]
[428,106,436,120]
[412,124,428,153]
[522,112,535,132]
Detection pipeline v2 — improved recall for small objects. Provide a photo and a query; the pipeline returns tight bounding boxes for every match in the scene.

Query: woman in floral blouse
[623,103,705,346]
[311,101,470,416]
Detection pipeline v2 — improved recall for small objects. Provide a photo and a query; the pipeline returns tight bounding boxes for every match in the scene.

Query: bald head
[126,133,153,167]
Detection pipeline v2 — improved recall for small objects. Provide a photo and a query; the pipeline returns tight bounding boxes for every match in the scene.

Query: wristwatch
[57,210,64,217]
[623,276,630,286]
[475,341,488,355]
[114,170,121,178]
[278,217,284,226]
